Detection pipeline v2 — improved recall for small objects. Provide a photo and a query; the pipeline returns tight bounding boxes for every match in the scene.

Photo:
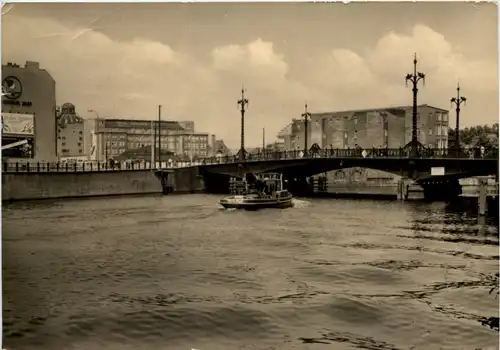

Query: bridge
[198,147,499,180]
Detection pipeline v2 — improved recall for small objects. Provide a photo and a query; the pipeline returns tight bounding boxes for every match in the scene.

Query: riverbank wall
[2,171,164,201]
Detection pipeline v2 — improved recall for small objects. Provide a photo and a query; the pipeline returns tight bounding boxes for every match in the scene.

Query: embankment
[2,170,163,201]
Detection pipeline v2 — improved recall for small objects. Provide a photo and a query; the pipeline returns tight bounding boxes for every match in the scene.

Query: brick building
[277,104,449,150]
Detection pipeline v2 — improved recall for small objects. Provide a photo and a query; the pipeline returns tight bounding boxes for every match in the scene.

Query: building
[57,103,85,160]
[214,139,230,156]
[2,61,57,161]
[277,104,449,150]
[84,117,210,161]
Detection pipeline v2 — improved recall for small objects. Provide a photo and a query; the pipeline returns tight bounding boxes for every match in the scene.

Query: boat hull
[220,196,294,210]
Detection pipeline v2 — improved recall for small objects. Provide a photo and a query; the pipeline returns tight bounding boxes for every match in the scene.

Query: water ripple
[3,195,498,350]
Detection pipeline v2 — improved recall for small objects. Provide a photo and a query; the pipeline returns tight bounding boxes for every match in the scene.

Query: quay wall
[2,171,163,201]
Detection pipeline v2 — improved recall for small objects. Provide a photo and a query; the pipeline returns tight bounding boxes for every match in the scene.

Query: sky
[2,2,498,149]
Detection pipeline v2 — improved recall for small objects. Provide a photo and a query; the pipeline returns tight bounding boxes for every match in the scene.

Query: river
[3,194,499,350]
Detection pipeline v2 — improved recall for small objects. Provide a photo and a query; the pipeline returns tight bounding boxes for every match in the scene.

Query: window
[77,143,82,147]
[436,113,442,121]
[442,113,448,122]
[79,131,83,134]
[353,117,358,125]
[62,142,66,146]
[428,128,433,136]
[79,149,83,154]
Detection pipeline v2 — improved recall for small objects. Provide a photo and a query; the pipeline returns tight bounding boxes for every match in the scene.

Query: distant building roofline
[310,104,449,116]
[100,117,182,124]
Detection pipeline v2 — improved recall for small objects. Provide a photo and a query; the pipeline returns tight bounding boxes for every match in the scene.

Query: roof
[102,118,185,131]
[57,102,84,125]
[310,104,449,116]
[58,114,84,125]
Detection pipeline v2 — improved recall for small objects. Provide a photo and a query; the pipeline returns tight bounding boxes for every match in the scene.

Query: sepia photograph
[1,2,499,349]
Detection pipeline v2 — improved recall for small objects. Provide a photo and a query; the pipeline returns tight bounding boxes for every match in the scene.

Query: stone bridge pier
[397,177,462,202]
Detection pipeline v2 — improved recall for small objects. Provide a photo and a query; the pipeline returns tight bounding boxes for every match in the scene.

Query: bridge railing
[1,160,207,173]
[4,147,496,173]
[198,147,499,166]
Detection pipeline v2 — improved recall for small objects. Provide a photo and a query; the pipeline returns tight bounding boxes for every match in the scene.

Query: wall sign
[2,113,34,136]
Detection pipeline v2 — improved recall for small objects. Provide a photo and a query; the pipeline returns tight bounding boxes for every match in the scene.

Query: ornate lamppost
[237,87,249,161]
[301,103,311,157]
[405,53,426,157]
[450,82,466,153]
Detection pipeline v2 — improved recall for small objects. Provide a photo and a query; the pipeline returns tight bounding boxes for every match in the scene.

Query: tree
[448,123,499,149]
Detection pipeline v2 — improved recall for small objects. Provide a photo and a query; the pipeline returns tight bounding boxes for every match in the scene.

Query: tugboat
[220,172,294,210]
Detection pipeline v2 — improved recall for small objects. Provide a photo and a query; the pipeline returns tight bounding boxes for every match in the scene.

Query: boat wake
[292,198,310,208]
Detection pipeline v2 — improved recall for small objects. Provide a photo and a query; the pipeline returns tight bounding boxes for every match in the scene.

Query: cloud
[2,15,497,149]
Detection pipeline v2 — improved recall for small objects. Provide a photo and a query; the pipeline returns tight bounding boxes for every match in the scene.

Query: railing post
[90,163,93,172]
[83,162,85,172]
[74,163,77,172]
[56,162,59,172]
[98,162,100,171]
[27,162,30,173]
[65,162,68,172]
[37,161,40,172]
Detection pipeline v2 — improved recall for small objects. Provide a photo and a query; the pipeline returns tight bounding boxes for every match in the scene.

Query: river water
[3,194,499,350]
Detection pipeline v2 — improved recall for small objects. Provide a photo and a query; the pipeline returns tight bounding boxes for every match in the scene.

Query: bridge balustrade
[199,147,498,166]
[3,147,497,173]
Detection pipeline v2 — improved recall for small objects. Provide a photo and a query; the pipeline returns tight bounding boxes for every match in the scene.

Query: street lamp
[301,103,311,157]
[405,53,426,157]
[237,87,249,161]
[88,109,100,119]
[450,82,466,153]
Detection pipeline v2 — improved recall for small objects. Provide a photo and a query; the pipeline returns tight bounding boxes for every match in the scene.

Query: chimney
[25,61,40,70]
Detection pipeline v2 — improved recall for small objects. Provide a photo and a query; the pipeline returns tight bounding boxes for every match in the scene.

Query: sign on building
[2,113,34,136]
[431,167,445,176]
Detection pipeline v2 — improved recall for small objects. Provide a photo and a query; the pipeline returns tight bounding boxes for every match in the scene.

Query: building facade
[2,61,57,161]
[57,103,85,160]
[277,104,449,150]
[84,118,210,161]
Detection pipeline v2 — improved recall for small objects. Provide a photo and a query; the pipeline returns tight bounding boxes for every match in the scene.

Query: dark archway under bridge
[198,157,498,182]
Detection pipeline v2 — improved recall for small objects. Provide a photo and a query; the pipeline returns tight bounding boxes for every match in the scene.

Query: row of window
[61,148,84,154]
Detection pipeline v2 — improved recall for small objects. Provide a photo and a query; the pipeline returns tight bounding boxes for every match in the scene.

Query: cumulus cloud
[2,14,497,149]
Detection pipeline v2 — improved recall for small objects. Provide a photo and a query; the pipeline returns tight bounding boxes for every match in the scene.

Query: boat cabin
[229,172,285,196]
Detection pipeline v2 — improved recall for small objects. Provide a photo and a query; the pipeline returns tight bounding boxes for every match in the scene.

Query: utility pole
[237,87,249,161]
[301,103,311,157]
[405,53,426,157]
[450,82,466,153]
[262,128,265,151]
[157,105,162,166]
[150,120,155,168]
